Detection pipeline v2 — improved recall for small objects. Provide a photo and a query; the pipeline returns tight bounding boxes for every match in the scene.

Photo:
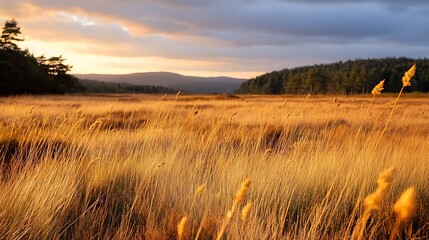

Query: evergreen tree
[0,19,23,51]
[0,19,77,95]
[238,57,429,95]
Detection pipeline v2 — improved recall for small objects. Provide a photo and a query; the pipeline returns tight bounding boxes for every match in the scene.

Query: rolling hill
[74,72,246,93]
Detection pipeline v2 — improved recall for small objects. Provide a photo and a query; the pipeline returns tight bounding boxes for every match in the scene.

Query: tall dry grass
[0,91,428,239]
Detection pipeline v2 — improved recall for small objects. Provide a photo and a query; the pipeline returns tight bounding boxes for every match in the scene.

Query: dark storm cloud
[276,0,429,5]
[3,0,427,44]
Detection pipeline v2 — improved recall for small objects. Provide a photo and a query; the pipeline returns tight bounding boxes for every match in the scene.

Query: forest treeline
[0,19,78,95]
[76,79,177,94]
[238,58,429,94]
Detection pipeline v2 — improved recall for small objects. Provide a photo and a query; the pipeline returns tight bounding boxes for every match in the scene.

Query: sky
[0,0,428,78]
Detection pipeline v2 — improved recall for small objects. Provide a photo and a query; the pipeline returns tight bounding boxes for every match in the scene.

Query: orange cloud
[0,3,152,36]
[3,0,424,79]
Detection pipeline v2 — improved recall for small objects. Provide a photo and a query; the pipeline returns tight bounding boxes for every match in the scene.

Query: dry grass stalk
[382,64,416,137]
[352,167,396,240]
[216,177,251,240]
[194,211,208,240]
[283,100,288,106]
[195,183,207,196]
[356,79,385,137]
[1,95,428,239]
[263,148,272,157]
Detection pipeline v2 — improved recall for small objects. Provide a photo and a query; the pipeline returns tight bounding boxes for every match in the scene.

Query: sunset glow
[1,0,428,78]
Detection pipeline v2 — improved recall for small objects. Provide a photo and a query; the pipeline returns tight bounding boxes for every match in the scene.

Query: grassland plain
[0,93,429,239]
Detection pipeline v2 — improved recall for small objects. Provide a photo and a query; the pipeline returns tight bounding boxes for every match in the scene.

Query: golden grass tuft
[364,166,396,211]
[371,79,385,96]
[393,186,416,221]
[402,64,416,87]
[352,167,396,240]
[382,64,417,137]
[217,177,251,240]
[234,177,251,204]
[390,186,416,240]
[241,202,252,222]
[0,93,428,239]
[177,216,187,240]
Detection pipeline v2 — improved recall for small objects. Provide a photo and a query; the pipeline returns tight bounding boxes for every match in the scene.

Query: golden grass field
[0,93,429,239]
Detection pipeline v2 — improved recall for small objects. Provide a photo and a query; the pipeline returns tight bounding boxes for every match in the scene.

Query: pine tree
[0,19,24,50]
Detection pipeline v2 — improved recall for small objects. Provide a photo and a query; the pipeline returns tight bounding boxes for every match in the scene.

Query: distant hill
[238,57,429,95]
[74,72,245,93]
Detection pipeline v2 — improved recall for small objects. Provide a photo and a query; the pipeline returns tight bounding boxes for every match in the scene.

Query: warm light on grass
[0,91,427,239]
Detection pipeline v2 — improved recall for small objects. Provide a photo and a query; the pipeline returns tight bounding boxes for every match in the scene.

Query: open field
[0,93,429,239]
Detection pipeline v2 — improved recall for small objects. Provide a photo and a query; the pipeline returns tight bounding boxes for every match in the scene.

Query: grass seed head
[393,186,416,221]
[402,64,416,87]
[234,177,251,204]
[364,191,384,211]
[241,202,253,221]
[371,79,385,96]
[377,166,396,191]
[177,216,187,240]
[364,167,396,211]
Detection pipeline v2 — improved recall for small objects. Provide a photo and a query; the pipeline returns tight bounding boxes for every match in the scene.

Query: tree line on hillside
[0,19,78,95]
[0,19,175,96]
[238,58,429,94]
[76,79,177,94]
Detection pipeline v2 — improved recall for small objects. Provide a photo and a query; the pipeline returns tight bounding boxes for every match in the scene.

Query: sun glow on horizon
[2,0,428,80]
[20,39,259,79]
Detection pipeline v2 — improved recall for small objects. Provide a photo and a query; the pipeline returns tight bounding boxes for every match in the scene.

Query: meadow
[0,92,428,239]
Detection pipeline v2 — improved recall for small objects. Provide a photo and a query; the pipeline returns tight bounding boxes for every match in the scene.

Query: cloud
[0,0,428,77]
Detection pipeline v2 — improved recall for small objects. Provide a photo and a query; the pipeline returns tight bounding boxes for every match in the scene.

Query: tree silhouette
[0,19,77,95]
[0,19,24,51]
